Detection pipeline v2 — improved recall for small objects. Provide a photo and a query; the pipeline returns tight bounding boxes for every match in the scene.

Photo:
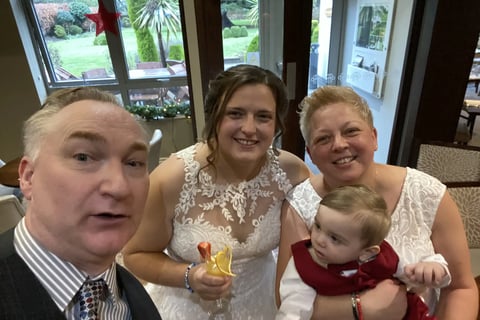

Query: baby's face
[309,205,365,265]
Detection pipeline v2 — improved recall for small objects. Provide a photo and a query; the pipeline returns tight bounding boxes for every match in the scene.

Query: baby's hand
[404,261,447,287]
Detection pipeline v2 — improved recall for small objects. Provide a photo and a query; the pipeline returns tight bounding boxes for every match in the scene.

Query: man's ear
[18,157,34,200]
[359,245,381,263]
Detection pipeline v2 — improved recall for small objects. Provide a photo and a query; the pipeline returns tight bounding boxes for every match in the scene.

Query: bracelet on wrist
[351,292,363,320]
[351,292,359,320]
[184,262,197,293]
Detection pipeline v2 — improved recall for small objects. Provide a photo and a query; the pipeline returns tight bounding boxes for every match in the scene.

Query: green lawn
[48,27,257,78]
[223,28,257,58]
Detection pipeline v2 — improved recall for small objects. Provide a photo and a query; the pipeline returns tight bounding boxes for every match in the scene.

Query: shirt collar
[14,219,123,311]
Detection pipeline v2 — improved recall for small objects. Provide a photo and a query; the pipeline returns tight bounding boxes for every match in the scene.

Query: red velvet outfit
[292,239,435,320]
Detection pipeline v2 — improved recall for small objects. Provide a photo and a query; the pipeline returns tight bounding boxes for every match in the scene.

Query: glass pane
[32,0,116,83]
[466,34,480,100]
[127,87,191,119]
[129,61,187,79]
[118,0,186,79]
[221,0,259,69]
[128,85,190,105]
[308,0,333,92]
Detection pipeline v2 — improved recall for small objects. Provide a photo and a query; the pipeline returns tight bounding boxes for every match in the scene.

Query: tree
[136,0,182,67]
[245,0,258,27]
[126,0,159,62]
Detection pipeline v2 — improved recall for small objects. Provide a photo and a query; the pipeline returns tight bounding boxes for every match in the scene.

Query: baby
[277,184,450,320]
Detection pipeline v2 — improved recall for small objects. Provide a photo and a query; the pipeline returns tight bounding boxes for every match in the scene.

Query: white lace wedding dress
[285,167,446,313]
[146,144,294,319]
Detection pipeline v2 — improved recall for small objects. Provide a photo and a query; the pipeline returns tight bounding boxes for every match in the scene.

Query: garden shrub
[230,26,241,38]
[223,28,232,39]
[93,34,107,46]
[68,25,83,35]
[168,44,184,61]
[138,37,158,62]
[126,0,158,63]
[81,19,92,32]
[54,25,67,39]
[35,3,68,35]
[240,26,248,37]
[69,1,90,27]
[56,10,75,27]
[49,47,62,67]
[232,19,251,27]
[311,20,319,43]
[138,37,159,62]
[121,16,131,28]
[247,34,259,52]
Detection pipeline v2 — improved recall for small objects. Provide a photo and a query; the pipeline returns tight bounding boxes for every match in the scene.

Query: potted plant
[125,101,191,121]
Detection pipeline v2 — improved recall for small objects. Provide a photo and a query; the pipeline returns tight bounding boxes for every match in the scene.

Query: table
[470,63,480,95]
[464,100,480,136]
[469,75,480,95]
[0,157,21,187]
[129,68,172,79]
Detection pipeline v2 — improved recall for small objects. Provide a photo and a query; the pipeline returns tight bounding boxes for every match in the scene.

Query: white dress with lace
[146,144,294,319]
[285,167,446,313]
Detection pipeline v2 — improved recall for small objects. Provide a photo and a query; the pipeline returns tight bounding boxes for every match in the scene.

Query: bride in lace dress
[123,65,310,319]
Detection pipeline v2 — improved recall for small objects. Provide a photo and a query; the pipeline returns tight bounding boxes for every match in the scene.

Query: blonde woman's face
[307,103,377,186]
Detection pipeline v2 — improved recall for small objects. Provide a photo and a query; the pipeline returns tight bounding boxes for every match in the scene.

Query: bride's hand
[189,264,233,300]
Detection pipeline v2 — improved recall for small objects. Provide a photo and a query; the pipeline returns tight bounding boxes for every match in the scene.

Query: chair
[81,68,108,80]
[54,66,79,80]
[0,194,25,233]
[455,107,472,145]
[0,157,21,188]
[166,62,189,101]
[167,63,187,76]
[445,182,480,277]
[416,141,480,183]
[136,62,162,69]
[148,129,163,173]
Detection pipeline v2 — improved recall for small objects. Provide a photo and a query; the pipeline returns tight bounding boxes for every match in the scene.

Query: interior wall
[0,1,42,162]
[182,0,204,140]
[340,0,414,164]
[392,0,480,166]
[282,0,313,158]
[3,0,202,164]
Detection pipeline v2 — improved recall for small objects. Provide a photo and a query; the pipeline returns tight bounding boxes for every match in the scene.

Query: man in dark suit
[0,87,161,319]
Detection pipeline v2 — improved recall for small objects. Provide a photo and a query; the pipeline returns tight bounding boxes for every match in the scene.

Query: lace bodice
[286,167,446,313]
[147,144,294,319]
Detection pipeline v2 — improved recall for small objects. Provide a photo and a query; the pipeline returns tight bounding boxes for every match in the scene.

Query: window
[220,0,284,76]
[22,0,190,117]
[308,0,333,92]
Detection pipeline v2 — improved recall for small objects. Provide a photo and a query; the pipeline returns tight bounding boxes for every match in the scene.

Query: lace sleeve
[285,179,322,230]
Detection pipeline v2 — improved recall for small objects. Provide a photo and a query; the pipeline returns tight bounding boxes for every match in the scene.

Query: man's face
[19,100,149,273]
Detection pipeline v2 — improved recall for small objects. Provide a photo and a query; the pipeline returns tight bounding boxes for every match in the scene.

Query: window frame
[21,0,189,107]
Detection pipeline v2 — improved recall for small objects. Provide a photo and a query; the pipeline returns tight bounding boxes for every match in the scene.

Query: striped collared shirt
[14,218,131,320]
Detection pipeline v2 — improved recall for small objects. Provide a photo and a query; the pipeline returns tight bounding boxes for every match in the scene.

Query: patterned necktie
[77,279,107,320]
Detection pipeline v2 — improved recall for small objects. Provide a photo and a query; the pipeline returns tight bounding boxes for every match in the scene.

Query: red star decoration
[85,0,121,36]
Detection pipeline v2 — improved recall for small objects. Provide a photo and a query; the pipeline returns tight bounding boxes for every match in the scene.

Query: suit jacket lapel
[116,264,162,320]
[0,228,64,319]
